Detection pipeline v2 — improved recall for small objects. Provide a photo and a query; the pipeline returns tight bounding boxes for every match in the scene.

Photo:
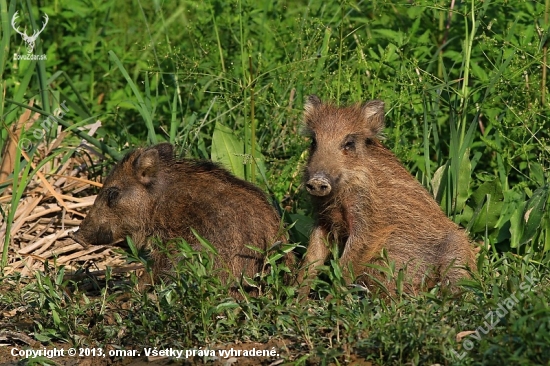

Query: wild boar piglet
[298,95,476,296]
[72,143,290,289]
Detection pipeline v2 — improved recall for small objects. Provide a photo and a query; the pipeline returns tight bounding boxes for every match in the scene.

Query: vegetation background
[0,0,549,364]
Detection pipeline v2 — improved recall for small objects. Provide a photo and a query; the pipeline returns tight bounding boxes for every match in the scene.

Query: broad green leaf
[288,213,314,244]
[431,163,446,201]
[509,200,526,248]
[456,148,471,212]
[330,259,343,280]
[471,61,489,82]
[34,333,52,342]
[472,178,504,205]
[126,237,139,257]
[52,309,61,327]
[496,188,525,229]
[544,220,550,253]
[470,179,504,233]
[519,185,549,246]
[385,43,399,62]
[528,162,545,187]
[459,204,474,227]
[406,6,424,18]
[55,266,66,286]
[416,30,431,45]
[210,122,245,179]
[431,162,451,213]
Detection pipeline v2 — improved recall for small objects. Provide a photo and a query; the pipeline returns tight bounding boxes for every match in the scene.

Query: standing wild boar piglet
[298,95,476,296]
[72,143,288,289]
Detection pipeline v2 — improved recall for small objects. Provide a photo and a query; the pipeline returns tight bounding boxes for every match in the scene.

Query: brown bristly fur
[72,143,292,294]
[298,95,476,298]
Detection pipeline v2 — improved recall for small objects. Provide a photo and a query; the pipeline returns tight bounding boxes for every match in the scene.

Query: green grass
[1,0,549,364]
[1,244,549,364]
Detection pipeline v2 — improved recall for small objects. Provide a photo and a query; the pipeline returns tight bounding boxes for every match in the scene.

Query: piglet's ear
[134,148,160,186]
[152,142,175,162]
[304,94,322,116]
[361,100,385,138]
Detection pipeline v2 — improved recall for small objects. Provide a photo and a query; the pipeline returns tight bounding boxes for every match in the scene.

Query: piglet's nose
[306,174,332,196]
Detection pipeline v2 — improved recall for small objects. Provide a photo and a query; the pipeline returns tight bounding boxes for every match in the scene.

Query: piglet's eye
[310,137,317,149]
[343,140,355,151]
[106,187,120,207]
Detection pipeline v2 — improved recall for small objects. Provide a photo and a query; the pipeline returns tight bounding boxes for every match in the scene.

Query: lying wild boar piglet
[72,143,290,289]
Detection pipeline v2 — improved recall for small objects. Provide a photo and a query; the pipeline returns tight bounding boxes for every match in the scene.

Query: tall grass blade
[108,50,157,144]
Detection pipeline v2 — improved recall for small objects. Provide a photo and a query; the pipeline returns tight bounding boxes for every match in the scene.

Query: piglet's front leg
[298,225,330,299]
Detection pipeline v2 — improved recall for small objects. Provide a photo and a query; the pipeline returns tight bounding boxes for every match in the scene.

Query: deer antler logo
[11,11,49,54]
